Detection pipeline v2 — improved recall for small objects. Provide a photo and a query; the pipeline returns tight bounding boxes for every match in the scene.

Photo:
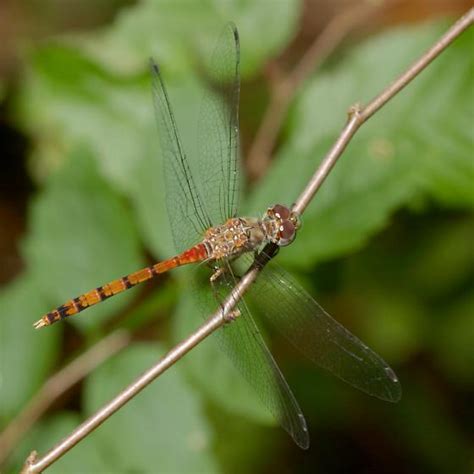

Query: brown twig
[21,312,231,473]
[0,330,130,467]
[22,8,474,473]
[246,1,378,180]
[292,7,474,214]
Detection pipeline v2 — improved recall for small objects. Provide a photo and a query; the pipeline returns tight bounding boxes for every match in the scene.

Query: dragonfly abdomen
[153,243,209,272]
[33,243,208,329]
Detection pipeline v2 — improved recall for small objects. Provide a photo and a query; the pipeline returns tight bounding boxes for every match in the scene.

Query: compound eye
[272,204,290,220]
[278,220,296,246]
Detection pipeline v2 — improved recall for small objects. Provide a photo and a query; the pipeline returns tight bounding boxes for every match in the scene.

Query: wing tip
[292,411,310,449]
[295,432,310,450]
[149,58,160,73]
[383,366,403,403]
[222,21,239,47]
[230,22,239,43]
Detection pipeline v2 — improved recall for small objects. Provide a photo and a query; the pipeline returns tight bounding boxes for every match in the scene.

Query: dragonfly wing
[150,22,241,252]
[240,254,402,403]
[194,22,241,223]
[202,260,309,449]
[150,60,212,253]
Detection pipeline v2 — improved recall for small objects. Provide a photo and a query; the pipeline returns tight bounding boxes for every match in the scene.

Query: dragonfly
[34,23,401,449]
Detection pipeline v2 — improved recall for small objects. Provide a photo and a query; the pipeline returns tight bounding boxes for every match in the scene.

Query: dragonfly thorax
[204,217,263,260]
[203,205,300,261]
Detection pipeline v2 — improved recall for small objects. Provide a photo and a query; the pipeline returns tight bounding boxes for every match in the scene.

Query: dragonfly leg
[209,265,241,324]
[226,308,241,322]
[210,266,226,283]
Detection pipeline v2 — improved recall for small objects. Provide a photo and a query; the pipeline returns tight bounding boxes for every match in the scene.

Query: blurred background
[0,0,473,473]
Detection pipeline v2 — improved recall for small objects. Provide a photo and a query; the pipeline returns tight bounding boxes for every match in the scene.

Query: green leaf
[17,43,211,259]
[247,132,416,268]
[15,0,302,261]
[84,343,218,473]
[400,24,474,207]
[0,275,59,420]
[21,147,144,332]
[246,21,474,268]
[172,285,275,426]
[16,0,301,257]
[68,0,301,78]
[17,45,154,193]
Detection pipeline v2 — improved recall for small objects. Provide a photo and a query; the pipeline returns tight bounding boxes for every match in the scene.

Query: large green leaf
[246,22,474,268]
[16,0,301,258]
[84,343,218,473]
[69,0,301,78]
[0,275,59,420]
[17,44,211,259]
[21,147,144,332]
[18,45,153,193]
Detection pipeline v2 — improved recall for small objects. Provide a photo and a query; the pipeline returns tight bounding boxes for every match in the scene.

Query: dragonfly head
[264,204,301,247]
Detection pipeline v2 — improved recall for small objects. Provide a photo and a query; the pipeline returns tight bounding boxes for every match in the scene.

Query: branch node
[224,308,241,323]
[347,103,362,120]
[20,450,37,474]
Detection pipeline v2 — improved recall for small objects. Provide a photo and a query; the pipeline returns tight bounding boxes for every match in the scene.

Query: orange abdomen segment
[34,243,208,329]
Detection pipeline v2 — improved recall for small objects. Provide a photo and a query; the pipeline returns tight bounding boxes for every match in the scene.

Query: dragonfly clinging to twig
[34,22,401,449]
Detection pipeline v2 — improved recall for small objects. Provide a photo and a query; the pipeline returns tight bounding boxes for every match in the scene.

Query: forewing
[194,22,241,223]
[243,254,402,403]
[150,61,212,253]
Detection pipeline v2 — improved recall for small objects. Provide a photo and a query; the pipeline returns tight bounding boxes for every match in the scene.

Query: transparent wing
[241,253,402,403]
[193,22,241,224]
[150,60,212,253]
[192,261,309,449]
[150,22,241,253]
